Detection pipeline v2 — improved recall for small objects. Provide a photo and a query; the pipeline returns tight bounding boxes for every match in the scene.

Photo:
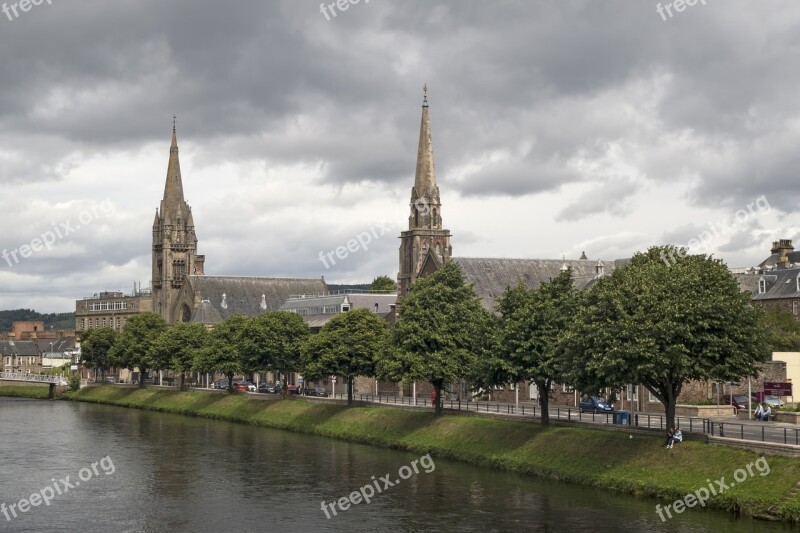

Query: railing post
[762,426,765,442]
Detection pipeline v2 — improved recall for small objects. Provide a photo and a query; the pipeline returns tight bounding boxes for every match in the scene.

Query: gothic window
[181,304,192,323]
[432,208,437,227]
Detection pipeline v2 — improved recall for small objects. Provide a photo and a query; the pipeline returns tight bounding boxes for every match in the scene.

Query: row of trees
[81,246,771,428]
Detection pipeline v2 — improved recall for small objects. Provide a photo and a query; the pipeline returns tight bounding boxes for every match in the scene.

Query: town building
[152,120,205,323]
[74,289,153,333]
[279,291,397,332]
[0,340,42,374]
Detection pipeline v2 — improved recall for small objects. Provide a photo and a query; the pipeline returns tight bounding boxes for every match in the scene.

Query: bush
[68,373,81,392]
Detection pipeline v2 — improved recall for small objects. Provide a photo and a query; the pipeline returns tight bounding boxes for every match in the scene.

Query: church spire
[414,84,437,196]
[162,115,185,207]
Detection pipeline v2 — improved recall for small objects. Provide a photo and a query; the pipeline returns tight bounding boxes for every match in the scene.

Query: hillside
[0,309,75,332]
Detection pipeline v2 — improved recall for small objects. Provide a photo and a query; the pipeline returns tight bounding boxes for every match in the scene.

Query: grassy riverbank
[5,385,800,522]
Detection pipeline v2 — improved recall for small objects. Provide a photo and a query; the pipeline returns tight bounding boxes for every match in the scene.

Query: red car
[234,381,252,392]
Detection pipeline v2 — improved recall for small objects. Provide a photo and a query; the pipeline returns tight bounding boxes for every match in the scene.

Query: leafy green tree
[369,275,397,292]
[242,311,309,383]
[302,308,392,405]
[194,314,248,393]
[79,327,118,382]
[150,322,209,390]
[762,307,800,352]
[379,261,492,416]
[110,313,167,388]
[563,246,771,429]
[495,269,581,424]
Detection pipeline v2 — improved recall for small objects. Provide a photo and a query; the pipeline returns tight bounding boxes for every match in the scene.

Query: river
[0,398,793,532]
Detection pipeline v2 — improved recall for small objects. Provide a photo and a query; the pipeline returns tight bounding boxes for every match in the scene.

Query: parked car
[763,395,785,408]
[285,384,299,396]
[213,379,230,390]
[234,381,252,392]
[722,395,751,410]
[579,396,614,413]
[258,382,278,394]
[304,387,328,397]
[247,383,258,392]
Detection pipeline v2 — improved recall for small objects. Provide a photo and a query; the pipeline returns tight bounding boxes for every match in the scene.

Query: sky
[1,0,800,313]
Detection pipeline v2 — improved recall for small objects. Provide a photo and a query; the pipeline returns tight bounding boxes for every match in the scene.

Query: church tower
[152,119,205,323]
[398,85,452,296]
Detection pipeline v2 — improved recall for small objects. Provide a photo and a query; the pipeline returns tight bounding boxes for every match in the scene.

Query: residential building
[0,340,42,374]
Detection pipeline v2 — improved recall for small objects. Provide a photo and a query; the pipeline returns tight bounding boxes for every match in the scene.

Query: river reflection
[0,398,793,532]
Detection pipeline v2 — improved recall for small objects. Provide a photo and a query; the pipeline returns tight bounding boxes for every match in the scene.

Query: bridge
[0,372,68,398]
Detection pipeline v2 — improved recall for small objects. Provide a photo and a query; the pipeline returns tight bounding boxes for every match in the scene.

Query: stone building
[0,340,42,374]
[74,289,153,332]
[152,122,205,323]
[397,85,452,297]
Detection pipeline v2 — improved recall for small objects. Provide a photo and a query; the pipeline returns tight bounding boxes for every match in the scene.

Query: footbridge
[0,372,68,398]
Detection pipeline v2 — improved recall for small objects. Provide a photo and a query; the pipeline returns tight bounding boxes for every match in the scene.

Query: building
[152,121,205,323]
[173,275,329,327]
[0,340,42,374]
[279,291,397,332]
[734,239,800,318]
[397,84,452,297]
[75,289,153,333]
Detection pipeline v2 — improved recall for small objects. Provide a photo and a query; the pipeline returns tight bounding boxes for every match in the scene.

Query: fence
[332,393,800,446]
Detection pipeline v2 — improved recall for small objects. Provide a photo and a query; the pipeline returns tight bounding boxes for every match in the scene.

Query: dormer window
[796,273,800,292]
[759,278,766,294]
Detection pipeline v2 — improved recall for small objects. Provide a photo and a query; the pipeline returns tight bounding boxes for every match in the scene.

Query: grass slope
[6,386,800,522]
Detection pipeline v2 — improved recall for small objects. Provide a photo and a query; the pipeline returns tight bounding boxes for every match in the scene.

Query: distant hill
[0,309,75,332]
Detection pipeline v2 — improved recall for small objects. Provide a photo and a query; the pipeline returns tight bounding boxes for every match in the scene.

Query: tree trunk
[433,380,443,416]
[100,368,106,384]
[536,380,550,425]
[347,376,353,406]
[664,399,676,431]
[138,368,146,388]
[227,372,235,393]
[180,372,186,391]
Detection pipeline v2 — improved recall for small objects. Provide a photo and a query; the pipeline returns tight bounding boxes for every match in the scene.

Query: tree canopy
[79,327,119,381]
[379,261,492,415]
[369,275,397,292]
[194,314,248,392]
[150,322,209,390]
[242,311,310,379]
[762,307,800,352]
[109,312,167,387]
[302,308,392,405]
[563,246,770,429]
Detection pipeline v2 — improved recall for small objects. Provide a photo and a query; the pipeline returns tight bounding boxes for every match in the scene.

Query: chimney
[774,239,794,269]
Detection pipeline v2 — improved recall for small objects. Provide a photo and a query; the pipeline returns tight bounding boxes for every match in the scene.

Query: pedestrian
[664,427,675,448]
[754,403,764,421]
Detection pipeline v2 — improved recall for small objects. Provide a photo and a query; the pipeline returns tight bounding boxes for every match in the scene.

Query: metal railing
[332,393,800,446]
[0,372,67,385]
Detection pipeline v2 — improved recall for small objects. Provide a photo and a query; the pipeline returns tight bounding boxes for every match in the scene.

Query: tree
[563,246,771,430]
[194,314,248,393]
[379,261,492,416]
[494,269,581,424]
[302,308,392,405]
[150,323,209,390]
[762,307,800,352]
[79,327,118,382]
[242,311,309,385]
[110,313,167,388]
[369,275,397,292]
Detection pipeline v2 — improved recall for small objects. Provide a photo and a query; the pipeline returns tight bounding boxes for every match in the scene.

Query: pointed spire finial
[423,83,428,107]
[173,115,177,132]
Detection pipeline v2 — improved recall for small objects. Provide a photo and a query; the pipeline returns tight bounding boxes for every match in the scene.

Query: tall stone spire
[413,83,436,196]
[152,118,205,323]
[398,86,452,297]
[161,116,185,212]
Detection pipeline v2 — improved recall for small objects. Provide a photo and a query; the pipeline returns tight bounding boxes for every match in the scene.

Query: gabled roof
[34,337,76,353]
[0,340,41,356]
[186,275,328,322]
[190,300,224,325]
[743,268,800,301]
[453,257,627,311]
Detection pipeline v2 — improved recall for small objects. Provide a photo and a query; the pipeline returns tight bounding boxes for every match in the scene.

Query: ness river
[0,397,794,533]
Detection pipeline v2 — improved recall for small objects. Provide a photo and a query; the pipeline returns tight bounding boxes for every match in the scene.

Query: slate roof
[186,275,329,323]
[190,300,224,325]
[343,294,397,314]
[759,252,800,270]
[453,257,627,311]
[34,337,76,353]
[0,340,41,356]
[280,293,398,329]
[742,267,800,301]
